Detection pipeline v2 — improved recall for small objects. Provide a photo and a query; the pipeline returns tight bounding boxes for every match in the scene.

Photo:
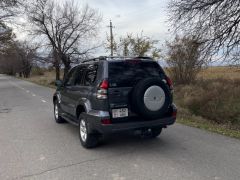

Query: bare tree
[25,0,101,79]
[0,40,37,77]
[0,23,15,54]
[107,33,161,59]
[16,42,38,78]
[0,41,20,75]
[166,35,203,84]
[0,0,20,20]
[169,0,240,64]
[0,1,37,76]
[0,0,19,52]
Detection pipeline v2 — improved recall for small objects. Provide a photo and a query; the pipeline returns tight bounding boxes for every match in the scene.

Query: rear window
[108,61,164,87]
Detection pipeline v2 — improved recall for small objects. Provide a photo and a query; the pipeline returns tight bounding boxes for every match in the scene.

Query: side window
[64,68,77,86]
[83,65,98,86]
[74,67,85,86]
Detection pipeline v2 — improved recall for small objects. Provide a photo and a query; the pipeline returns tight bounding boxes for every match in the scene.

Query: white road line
[8,81,24,90]
[8,79,50,104]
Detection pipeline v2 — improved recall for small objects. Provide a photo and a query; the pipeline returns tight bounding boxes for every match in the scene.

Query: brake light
[166,76,173,89]
[172,110,177,118]
[100,79,109,89]
[101,119,111,125]
[97,80,109,99]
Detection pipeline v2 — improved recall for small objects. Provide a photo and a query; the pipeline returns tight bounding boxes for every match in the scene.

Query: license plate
[112,108,128,118]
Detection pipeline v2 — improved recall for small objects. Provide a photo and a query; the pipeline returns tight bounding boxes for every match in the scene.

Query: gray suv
[53,57,177,148]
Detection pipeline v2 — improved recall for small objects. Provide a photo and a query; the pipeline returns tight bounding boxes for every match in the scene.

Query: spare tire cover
[131,77,172,119]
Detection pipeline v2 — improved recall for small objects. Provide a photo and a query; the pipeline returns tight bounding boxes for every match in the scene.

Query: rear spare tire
[131,78,172,119]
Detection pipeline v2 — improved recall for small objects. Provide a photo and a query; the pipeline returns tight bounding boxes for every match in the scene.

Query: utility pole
[108,20,114,56]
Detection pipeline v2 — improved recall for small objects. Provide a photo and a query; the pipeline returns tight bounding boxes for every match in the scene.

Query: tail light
[100,79,109,89]
[101,119,111,125]
[166,76,173,90]
[97,79,109,99]
[172,111,177,118]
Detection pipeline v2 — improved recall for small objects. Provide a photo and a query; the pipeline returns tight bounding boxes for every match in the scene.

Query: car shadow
[63,123,182,151]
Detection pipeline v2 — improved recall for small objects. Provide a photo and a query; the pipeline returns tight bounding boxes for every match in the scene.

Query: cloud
[79,0,171,55]
[12,0,172,56]
[84,0,170,36]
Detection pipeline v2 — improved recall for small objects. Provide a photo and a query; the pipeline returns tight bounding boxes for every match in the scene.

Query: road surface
[0,74,239,180]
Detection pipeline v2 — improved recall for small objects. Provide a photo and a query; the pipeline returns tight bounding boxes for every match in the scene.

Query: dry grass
[198,66,240,80]
[174,66,240,136]
[20,70,62,88]
[175,79,240,125]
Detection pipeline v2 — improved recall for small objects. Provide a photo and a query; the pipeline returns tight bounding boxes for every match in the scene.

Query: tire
[150,127,162,138]
[131,77,172,119]
[79,114,99,148]
[54,101,65,123]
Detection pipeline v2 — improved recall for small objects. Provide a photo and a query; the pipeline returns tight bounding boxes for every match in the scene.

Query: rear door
[107,60,165,117]
[60,67,78,114]
[65,64,98,115]
[64,66,85,118]
[79,64,98,100]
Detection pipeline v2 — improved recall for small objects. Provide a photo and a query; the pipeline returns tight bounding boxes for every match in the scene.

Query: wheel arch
[76,105,86,119]
[76,98,92,119]
[53,95,57,103]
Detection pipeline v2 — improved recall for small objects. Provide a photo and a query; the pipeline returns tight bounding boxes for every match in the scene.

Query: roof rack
[81,56,153,63]
[81,56,107,63]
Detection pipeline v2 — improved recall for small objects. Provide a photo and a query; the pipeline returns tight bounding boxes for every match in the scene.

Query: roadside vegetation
[174,68,240,138]
[23,67,60,88]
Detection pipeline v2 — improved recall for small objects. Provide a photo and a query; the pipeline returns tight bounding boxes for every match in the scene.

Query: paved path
[0,74,239,180]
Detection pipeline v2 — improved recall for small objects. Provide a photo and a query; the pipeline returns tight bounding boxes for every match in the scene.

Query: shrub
[175,78,240,125]
[31,66,45,76]
[166,35,204,84]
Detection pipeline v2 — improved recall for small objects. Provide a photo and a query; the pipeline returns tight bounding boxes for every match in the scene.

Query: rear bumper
[99,117,176,133]
[83,104,177,134]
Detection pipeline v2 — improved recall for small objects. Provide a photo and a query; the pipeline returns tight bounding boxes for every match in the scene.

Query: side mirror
[55,80,63,87]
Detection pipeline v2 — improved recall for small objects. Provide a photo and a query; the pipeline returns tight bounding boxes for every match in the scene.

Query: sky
[68,0,171,56]
[13,0,172,57]
[84,0,170,36]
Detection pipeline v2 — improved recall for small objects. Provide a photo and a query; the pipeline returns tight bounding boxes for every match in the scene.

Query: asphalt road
[0,74,240,180]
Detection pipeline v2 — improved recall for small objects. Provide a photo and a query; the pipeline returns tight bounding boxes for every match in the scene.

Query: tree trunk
[55,65,60,80]
[54,49,60,80]
[62,54,71,80]
[63,63,71,80]
[55,58,60,80]
[26,66,32,78]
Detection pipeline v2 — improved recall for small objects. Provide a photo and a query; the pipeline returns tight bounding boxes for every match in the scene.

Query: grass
[176,106,240,139]
[174,66,240,139]
[19,69,61,89]
[174,78,240,125]
[178,118,240,139]
[198,66,240,80]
